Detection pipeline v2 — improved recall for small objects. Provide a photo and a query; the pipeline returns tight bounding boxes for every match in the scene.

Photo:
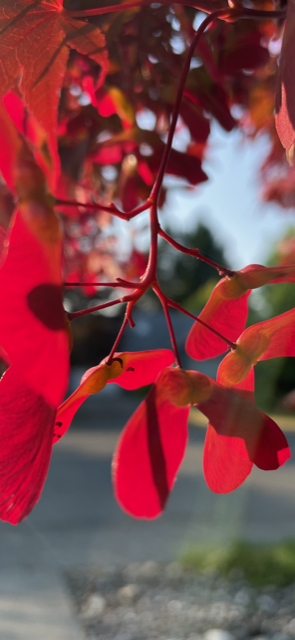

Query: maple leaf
[53,349,175,443]
[186,263,295,361]
[0,0,108,174]
[113,368,290,518]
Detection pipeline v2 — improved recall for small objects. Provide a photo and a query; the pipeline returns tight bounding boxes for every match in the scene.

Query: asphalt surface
[1,390,295,638]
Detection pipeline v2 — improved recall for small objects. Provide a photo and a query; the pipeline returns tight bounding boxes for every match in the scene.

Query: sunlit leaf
[0,367,56,524]
[0,208,69,407]
[0,0,108,173]
[203,368,254,494]
[218,307,295,388]
[53,350,175,443]
[275,0,295,150]
[186,263,295,360]
[113,370,190,518]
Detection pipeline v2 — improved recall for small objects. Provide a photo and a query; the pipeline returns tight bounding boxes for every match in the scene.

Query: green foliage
[180,540,295,587]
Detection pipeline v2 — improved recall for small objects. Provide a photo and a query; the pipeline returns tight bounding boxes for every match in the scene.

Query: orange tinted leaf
[53,359,122,443]
[238,263,295,286]
[186,263,295,361]
[3,91,54,189]
[53,350,175,443]
[0,101,24,194]
[218,307,295,387]
[275,0,295,150]
[0,0,108,173]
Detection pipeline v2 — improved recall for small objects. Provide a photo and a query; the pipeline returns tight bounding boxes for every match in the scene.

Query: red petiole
[158,228,234,277]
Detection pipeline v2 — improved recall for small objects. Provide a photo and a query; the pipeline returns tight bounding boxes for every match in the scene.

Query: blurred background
[2,0,295,636]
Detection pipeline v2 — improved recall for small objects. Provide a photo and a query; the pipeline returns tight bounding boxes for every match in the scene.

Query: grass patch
[180,540,295,587]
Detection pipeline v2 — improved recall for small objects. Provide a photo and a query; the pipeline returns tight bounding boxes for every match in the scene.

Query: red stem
[106,314,130,364]
[64,281,139,289]
[165,296,237,350]
[68,295,132,320]
[154,285,182,367]
[150,8,232,204]
[66,2,285,20]
[65,0,220,19]
[159,228,234,277]
[55,199,151,221]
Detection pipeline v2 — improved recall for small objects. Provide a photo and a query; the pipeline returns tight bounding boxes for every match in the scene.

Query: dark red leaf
[0,367,55,524]
[203,368,254,494]
[113,379,189,518]
[221,44,269,76]
[148,148,208,186]
[196,372,290,473]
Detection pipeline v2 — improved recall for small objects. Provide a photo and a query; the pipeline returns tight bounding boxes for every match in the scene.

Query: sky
[160,123,295,271]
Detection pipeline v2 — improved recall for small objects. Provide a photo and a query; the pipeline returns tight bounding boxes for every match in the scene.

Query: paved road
[1,392,295,638]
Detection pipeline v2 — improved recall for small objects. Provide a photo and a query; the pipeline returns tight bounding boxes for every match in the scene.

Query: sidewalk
[0,395,295,638]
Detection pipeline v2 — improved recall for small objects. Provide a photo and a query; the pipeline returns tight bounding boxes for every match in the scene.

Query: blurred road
[1,391,295,638]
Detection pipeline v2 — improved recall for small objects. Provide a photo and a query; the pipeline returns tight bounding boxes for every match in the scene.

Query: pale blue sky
[160,123,295,270]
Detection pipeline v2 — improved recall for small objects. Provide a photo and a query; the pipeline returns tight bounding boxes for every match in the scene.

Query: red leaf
[54,350,175,443]
[218,307,295,387]
[2,91,54,189]
[113,380,189,518]
[0,225,6,259]
[203,368,254,494]
[221,44,269,76]
[148,148,208,186]
[0,101,24,194]
[185,281,250,360]
[196,372,290,473]
[0,0,108,173]
[0,367,55,524]
[186,263,295,361]
[275,0,295,150]
[0,209,69,407]
[239,263,295,286]
[179,100,210,143]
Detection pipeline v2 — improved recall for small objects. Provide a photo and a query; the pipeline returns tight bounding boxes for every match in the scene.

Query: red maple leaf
[113,368,290,518]
[0,0,108,174]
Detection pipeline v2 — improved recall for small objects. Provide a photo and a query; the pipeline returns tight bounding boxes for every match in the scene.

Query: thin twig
[159,228,234,277]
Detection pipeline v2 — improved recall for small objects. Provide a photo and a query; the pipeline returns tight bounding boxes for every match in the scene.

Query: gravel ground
[65,562,295,640]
